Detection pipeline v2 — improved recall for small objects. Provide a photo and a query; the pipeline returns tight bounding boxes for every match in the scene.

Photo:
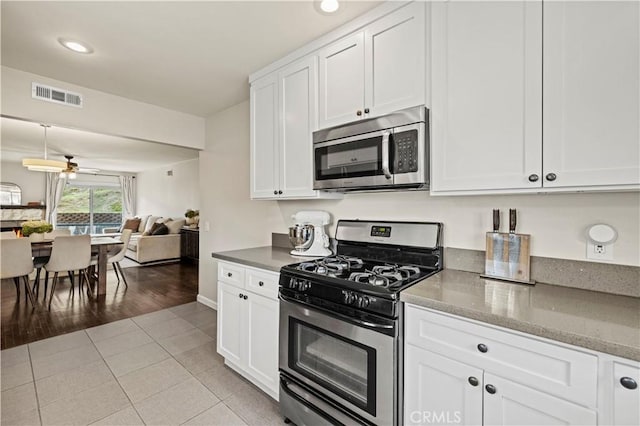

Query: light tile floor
[1,302,283,425]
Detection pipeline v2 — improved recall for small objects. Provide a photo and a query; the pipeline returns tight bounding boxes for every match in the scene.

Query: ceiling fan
[60,155,101,178]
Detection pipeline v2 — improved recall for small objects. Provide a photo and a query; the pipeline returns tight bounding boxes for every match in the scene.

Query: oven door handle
[381,131,392,180]
[279,293,395,333]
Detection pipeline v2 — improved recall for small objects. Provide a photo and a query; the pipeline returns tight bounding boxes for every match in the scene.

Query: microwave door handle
[381,132,392,180]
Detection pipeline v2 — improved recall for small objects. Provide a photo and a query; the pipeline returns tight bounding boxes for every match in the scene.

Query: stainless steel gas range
[278,220,443,426]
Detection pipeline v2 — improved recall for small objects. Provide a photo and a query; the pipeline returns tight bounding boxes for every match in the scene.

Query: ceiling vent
[32,82,83,108]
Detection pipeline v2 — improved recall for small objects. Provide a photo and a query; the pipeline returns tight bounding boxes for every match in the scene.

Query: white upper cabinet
[431,0,639,194]
[250,58,340,200]
[250,74,278,199]
[365,1,426,118]
[430,1,543,193]
[279,56,320,198]
[543,1,640,189]
[318,32,366,128]
[318,2,426,129]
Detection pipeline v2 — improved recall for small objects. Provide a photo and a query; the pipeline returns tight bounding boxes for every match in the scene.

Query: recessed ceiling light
[320,0,340,13]
[58,38,94,54]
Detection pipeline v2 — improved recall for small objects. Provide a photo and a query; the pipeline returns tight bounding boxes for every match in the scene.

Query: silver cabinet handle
[381,131,392,180]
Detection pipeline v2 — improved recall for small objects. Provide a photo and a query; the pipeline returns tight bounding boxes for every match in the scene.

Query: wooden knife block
[482,232,534,284]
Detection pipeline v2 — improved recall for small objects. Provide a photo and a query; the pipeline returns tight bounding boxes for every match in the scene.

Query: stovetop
[279,220,443,319]
[289,255,438,293]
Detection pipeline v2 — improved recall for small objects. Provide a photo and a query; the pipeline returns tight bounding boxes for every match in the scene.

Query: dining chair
[1,238,37,308]
[0,231,17,239]
[34,229,72,300]
[108,229,132,287]
[44,235,93,310]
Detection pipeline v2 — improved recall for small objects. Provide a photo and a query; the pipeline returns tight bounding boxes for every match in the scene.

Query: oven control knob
[288,278,297,289]
[361,296,370,307]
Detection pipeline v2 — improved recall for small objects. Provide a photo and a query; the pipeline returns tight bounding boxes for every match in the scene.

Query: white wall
[136,159,199,218]
[198,101,282,303]
[274,191,640,266]
[198,101,640,303]
[1,66,205,149]
[0,161,46,203]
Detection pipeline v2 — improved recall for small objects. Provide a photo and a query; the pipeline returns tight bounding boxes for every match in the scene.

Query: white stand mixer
[288,211,333,257]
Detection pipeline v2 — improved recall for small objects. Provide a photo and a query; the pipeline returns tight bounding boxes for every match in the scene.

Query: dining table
[30,236,124,297]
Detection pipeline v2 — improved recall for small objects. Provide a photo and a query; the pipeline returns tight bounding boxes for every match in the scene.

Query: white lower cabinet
[217,261,279,400]
[405,345,482,426]
[482,373,596,426]
[404,305,639,425]
[599,356,640,426]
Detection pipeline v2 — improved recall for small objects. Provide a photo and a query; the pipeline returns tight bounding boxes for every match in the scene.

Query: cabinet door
[612,362,640,426]
[278,56,319,198]
[483,373,597,426]
[430,1,542,192]
[244,291,279,397]
[318,32,365,129]
[404,344,483,426]
[543,1,640,188]
[217,281,245,366]
[250,74,279,199]
[364,2,425,117]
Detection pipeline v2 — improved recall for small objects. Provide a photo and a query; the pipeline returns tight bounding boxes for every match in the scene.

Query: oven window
[289,319,377,415]
[315,136,383,180]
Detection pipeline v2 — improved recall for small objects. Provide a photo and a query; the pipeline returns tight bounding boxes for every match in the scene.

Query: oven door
[313,130,393,190]
[279,294,396,425]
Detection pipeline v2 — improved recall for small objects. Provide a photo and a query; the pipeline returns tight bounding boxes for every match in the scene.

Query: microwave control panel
[392,130,419,174]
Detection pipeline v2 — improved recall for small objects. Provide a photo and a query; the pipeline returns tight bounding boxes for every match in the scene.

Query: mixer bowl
[289,224,314,251]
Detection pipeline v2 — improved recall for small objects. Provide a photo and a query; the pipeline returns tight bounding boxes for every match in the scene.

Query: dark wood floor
[1,262,198,350]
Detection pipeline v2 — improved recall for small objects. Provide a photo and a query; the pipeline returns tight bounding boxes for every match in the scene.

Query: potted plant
[185,209,200,227]
[21,220,53,242]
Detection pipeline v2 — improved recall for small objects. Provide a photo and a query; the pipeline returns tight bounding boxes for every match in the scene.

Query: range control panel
[393,129,419,174]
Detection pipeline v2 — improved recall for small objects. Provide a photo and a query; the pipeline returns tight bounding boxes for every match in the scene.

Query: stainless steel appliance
[279,220,443,426]
[313,106,429,192]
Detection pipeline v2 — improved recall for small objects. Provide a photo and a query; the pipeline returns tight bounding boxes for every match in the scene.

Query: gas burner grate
[297,260,344,277]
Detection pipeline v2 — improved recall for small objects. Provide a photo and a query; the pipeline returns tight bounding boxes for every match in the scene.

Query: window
[57,185,122,234]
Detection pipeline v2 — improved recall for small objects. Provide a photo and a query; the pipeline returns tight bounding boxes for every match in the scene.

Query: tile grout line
[86,326,148,426]
[26,343,44,426]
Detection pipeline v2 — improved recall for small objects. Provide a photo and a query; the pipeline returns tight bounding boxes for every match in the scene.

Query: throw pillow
[142,222,163,236]
[144,216,161,233]
[122,218,141,231]
[137,215,150,233]
[151,223,169,236]
[165,219,186,234]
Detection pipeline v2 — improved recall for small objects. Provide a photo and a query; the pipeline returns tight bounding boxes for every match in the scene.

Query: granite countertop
[211,246,309,272]
[401,269,640,361]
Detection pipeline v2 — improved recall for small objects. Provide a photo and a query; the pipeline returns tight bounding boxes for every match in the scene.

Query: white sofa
[106,215,186,264]
[126,233,181,264]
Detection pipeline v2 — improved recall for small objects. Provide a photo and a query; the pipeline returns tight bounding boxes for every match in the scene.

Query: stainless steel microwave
[313,106,429,192]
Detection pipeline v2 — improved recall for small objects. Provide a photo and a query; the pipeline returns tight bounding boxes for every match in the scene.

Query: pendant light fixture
[22,124,67,173]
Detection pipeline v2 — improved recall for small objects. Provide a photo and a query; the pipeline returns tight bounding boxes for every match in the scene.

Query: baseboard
[196,294,217,310]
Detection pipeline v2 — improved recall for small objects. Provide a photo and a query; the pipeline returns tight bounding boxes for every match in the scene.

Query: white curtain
[119,175,136,219]
[45,172,67,227]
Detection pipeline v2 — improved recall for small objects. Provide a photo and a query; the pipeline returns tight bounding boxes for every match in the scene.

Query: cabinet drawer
[246,268,279,300]
[217,262,245,288]
[405,305,598,407]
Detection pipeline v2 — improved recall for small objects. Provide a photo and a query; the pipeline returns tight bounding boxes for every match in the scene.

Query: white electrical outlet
[587,241,614,261]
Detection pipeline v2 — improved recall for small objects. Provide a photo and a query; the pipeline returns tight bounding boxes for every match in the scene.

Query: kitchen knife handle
[492,209,500,233]
[509,209,517,234]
